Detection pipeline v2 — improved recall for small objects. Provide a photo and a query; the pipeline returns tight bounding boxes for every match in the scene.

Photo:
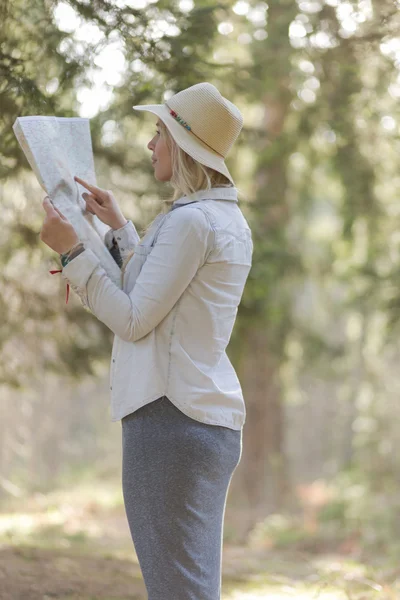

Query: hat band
[164,103,225,159]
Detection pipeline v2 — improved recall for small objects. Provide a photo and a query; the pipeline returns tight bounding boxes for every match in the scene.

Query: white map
[12,116,121,288]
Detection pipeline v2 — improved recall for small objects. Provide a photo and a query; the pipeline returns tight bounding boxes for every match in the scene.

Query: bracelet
[60,242,85,267]
[62,240,83,257]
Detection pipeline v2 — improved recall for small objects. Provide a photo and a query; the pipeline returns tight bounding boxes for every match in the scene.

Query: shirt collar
[172,186,238,208]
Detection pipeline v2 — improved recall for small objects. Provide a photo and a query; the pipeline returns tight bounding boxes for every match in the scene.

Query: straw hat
[132,82,243,184]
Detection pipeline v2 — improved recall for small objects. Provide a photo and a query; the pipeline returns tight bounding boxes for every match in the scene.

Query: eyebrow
[156,120,161,126]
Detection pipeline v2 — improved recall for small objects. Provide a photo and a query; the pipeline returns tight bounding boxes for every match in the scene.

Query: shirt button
[120,247,125,251]
[117,237,121,240]
[112,359,115,362]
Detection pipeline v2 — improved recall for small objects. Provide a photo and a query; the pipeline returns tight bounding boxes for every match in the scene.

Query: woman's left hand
[40,196,80,254]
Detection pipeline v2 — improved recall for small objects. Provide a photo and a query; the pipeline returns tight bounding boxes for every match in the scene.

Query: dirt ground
[0,482,399,600]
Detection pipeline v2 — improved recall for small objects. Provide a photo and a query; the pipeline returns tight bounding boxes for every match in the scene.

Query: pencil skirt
[121,395,242,600]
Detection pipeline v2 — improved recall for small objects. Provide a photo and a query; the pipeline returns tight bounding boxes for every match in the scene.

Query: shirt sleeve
[61,207,214,342]
[104,220,140,261]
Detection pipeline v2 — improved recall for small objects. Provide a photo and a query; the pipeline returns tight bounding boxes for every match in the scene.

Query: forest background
[1,0,400,598]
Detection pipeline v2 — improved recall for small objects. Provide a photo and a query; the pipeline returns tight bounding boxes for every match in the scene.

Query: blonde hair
[120,119,234,279]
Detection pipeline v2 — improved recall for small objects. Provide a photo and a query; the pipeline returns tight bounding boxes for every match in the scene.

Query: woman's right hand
[74,175,128,231]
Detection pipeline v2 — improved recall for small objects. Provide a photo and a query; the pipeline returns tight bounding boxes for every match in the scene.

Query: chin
[155,171,172,182]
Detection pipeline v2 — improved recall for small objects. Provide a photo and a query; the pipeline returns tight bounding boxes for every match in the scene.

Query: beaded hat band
[166,104,226,159]
[169,109,191,131]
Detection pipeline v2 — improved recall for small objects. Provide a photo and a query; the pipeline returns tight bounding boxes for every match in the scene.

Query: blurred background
[1,0,400,598]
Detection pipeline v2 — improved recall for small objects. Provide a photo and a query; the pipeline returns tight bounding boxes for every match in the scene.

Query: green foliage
[2,0,400,524]
[0,0,87,178]
[249,513,313,549]
[318,470,400,553]
[0,0,242,387]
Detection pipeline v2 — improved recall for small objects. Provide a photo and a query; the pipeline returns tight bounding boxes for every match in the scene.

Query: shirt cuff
[61,248,101,289]
[104,220,140,252]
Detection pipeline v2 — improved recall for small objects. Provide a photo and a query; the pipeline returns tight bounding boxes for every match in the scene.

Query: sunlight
[247,5,268,27]
[53,2,81,32]
[218,22,234,35]
[233,1,250,16]
[53,2,130,117]
[224,589,345,599]
[179,0,194,13]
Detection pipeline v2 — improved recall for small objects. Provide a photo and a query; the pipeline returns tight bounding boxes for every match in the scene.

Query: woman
[40,81,253,600]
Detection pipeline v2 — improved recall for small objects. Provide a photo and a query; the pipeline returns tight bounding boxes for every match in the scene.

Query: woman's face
[147,119,173,181]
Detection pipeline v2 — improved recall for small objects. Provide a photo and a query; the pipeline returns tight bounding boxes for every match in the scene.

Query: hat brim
[132,103,235,184]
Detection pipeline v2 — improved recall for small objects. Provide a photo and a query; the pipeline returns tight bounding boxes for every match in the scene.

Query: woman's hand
[74,175,128,230]
[40,197,80,254]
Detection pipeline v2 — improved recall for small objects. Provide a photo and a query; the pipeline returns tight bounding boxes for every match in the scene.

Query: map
[12,116,121,288]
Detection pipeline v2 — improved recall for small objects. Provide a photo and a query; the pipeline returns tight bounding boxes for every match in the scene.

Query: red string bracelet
[48,242,85,304]
[49,269,70,304]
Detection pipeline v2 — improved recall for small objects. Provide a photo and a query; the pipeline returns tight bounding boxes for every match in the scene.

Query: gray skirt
[121,395,242,600]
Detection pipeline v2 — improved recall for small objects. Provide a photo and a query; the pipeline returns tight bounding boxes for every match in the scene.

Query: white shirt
[62,186,253,430]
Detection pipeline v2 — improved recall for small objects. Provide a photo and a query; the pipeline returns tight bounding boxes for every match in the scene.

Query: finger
[42,196,57,216]
[74,176,107,202]
[86,195,105,214]
[85,204,95,215]
[83,192,103,206]
[84,196,97,213]
[52,205,67,220]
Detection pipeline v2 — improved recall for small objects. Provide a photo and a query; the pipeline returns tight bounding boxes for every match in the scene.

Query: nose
[147,136,155,151]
